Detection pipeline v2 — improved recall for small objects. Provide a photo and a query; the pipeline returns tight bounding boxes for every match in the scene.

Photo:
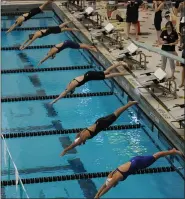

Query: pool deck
[1,1,185,154]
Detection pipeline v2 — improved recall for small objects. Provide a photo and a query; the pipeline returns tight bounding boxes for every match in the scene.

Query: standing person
[175,1,185,50]
[153,0,164,44]
[20,21,79,50]
[179,47,185,88]
[60,101,138,156]
[179,28,185,88]
[94,148,182,198]
[50,62,128,105]
[6,0,54,34]
[160,21,179,79]
[163,11,180,66]
[126,0,144,40]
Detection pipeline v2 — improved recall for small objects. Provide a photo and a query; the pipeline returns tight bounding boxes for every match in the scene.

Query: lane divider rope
[1,65,93,74]
[1,92,113,102]
[2,45,53,50]
[1,26,55,31]
[1,166,178,186]
[2,12,29,16]
[2,124,141,138]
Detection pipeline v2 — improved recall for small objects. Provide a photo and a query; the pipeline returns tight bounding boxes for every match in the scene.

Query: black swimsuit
[54,40,80,54]
[74,71,105,87]
[41,26,61,37]
[87,113,117,139]
[23,7,42,21]
[29,26,61,40]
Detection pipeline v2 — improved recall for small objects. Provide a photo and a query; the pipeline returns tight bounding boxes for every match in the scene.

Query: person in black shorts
[153,0,164,44]
[6,0,54,34]
[50,62,128,105]
[60,101,138,157]
[126,0,143,40]
[37,40,97,66]
[19,21,79,50]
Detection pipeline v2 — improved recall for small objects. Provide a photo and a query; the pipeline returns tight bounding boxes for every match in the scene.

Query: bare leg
[105,72,124,78]
[156,30,161,44]
[39,0,54,10]
[104,62,127,75]
[62,28,79,32]
[114,101,138,117]
[133,23,139,40]
[126,22,131,39]
[59,21,72,29]
[179,67,185,88]
[153,148,182,160]
[80,44,97,52]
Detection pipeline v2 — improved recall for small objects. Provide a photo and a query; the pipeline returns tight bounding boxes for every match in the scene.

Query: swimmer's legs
[79,44,97,52]
[105,72,125,78]
[104,62,128,75]
[153,148,182,160]
[59,21,72,29]
[113,101,138,117]
[39,0,54,10]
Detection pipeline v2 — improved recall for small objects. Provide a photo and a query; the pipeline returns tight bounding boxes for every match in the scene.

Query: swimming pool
[1,10,185,198]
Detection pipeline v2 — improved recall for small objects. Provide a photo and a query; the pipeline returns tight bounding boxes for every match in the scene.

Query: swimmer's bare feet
[128,101,138,105]
[91,46,98,52]
[170,148,182,156]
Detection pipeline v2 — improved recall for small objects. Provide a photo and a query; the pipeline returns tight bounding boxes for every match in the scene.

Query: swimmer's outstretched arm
[6,23,18,34]
[20,38,30,50]
[95,178,118,199]
[60,138,82,157]
[37,52,53,66]
[50,81,76,104]
[94,184,106,199]
[50,90,68,105]
[20,34,38,50]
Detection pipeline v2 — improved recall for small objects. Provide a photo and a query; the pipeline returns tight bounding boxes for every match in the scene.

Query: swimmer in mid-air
[94,148,182,198]
[60,101,138,156]
[6,0,54,34]
[50,62,128,105]
[37,40,97,66]
[19,21,79,50]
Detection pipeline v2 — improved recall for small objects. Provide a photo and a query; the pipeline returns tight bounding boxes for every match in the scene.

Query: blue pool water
[1,11,184,198]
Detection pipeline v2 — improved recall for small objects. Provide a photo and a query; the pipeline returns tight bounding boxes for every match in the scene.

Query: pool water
[1,11,184,198]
